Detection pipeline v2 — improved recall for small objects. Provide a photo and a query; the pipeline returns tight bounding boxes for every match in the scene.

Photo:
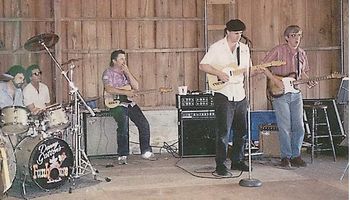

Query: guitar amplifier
[82,110,118,157]
[259,124,280,157]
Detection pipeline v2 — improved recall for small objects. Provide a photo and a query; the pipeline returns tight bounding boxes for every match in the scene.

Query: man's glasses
[289,33,303,38]
[33,71,42,76]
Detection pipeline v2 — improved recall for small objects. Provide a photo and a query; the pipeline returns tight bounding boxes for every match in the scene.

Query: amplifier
[178,109,216,157]
[82,110,118,157]
[176,93,215,110]
[259,124,280,157]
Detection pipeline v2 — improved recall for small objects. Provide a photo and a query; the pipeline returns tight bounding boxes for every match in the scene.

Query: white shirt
[23,82,50,109]
[200,37,251,101]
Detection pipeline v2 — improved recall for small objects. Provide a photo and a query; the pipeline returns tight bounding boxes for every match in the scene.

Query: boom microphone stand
[24,33,100,179]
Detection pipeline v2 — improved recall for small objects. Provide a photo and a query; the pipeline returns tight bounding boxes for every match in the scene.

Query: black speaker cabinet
[178,110,216,157]
[83,110,118,157]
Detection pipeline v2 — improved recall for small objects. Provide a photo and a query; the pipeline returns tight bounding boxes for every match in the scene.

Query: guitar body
[104,92,130,109]
[267,73,299,97]
[207,65,242,91]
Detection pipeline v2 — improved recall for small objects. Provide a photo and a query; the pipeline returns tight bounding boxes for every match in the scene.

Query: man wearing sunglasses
[23,64,51,115]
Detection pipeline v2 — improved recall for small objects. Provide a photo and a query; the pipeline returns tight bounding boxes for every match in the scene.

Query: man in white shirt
[199,19,251,176]
[23,64,50,115]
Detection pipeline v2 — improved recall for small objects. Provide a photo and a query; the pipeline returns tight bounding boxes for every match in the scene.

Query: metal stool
[303,103,337,163]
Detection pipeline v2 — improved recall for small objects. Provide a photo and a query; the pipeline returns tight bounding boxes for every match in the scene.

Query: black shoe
[280,157,292,169]
[215,166,229,176]
[290,156,307,167]
[231,161,250,172]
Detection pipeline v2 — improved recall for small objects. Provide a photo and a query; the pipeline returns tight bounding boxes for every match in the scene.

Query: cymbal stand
[38,40,97,179]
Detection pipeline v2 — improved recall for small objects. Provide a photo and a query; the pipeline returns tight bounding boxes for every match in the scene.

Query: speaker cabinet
[178,110,216,157]
[83,111,118,157]
[259,130,280,157]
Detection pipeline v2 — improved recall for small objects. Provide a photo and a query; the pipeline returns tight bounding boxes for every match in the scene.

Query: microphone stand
[38,40,100,179]
[239,58,262,187]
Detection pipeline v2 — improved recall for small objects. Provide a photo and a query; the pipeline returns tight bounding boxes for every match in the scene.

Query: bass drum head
[15,136,74,190]
[0,135,16,193]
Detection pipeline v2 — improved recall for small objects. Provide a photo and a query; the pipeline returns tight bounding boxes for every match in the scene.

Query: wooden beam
[207,0,234,5]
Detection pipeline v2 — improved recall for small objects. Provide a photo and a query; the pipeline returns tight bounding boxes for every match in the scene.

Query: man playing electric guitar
[261,25,317,169]
[102,49,155,165]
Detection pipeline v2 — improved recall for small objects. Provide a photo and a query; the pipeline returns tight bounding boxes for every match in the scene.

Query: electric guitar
[207,61,286,91]
[104,86,172,108]
[267,72,347,98]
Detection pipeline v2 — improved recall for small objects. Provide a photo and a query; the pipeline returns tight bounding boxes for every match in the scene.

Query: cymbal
[0,74,13,81]
[61,58,83,66]
[24,33,59,51]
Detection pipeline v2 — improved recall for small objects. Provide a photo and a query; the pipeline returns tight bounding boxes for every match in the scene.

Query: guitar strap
[236,45,240,66]
[297,51,301,78]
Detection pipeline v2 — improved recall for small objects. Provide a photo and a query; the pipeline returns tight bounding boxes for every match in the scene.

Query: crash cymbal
[61,58,83,66]
[0,74,13,81]
[24,33,59,51]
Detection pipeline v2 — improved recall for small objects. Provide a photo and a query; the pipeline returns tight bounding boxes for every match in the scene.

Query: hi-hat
[62,58,83,66]
[0,74,13,81]
[24,33,59,51]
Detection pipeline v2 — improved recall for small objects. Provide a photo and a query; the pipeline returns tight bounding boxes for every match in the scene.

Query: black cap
[226,19,246,31]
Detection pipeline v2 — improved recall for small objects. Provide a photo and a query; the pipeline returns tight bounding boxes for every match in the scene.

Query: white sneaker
[118,156,127,165]
[141,151,155,160]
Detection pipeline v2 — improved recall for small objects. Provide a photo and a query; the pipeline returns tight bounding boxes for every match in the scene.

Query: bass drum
[15,136,74,190]
[0,135,16,194]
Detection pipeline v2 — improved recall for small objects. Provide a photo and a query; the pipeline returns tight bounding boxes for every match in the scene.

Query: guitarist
[102,50,155,165]
[261,25,317,169]
[199,19,254,176]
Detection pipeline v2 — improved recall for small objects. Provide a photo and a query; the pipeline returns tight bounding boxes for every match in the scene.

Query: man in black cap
[199,19,251,176]
[0,65,26,109]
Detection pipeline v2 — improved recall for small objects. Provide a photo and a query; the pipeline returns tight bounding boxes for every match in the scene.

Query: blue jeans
[272,93,305,159]
[214,93,247,170]
[109,105,152,156]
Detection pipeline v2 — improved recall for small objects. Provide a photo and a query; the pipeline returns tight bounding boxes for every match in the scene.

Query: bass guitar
[104,86,172,108]
[207,61,286,91]
[267,72,347,98]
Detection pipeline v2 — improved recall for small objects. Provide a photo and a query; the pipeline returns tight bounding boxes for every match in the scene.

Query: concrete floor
[4,152,349,200]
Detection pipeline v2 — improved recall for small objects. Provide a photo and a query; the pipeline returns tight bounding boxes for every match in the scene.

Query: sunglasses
[33,71,42,76]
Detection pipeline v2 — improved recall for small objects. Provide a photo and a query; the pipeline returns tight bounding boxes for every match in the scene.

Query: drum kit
[0,33,106,197]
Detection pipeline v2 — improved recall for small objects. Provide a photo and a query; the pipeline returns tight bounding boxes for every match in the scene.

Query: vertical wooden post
[54,0,62,103]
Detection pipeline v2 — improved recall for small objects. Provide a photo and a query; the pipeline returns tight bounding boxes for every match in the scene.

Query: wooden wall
[0,0,347,110]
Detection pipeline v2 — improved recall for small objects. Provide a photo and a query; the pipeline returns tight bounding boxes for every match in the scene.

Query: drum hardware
[24,33,110,195]
[61,58,83,66]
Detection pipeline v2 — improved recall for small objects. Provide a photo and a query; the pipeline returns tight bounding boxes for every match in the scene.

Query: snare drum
[0,106,30,135]
[44,105,70,133]
[15,136,74,190]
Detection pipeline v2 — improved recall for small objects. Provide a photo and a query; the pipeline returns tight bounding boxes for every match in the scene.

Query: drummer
[23,64,51,115]
[0,65,26,109]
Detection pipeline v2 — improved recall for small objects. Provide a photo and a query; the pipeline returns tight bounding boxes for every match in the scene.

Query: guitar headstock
[330,72,348,79]
[268,60,286,67]
[159,87,173,93]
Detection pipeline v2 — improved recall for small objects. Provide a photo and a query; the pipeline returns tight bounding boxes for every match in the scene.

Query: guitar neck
[232,63,272,74]
[294,75,332,85]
